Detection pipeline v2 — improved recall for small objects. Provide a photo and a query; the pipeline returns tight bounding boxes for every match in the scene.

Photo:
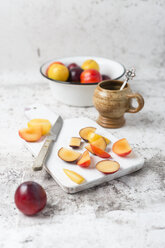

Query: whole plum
[69,67,83,83]
[80,69,102,83]
[15,181,47,216]
[102,74,111,80]
[67,63,79,70]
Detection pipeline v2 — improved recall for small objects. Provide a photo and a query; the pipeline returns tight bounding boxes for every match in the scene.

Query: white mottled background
[0,1,165,248]
[0,0,165,83]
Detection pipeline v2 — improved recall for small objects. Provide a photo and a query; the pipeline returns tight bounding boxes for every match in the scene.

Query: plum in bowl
[40,56,125,107]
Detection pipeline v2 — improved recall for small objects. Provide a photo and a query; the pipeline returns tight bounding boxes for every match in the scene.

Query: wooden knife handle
[33,138,53,171]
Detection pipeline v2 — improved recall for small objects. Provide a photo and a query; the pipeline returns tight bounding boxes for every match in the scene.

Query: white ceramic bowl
[40,56,125,107]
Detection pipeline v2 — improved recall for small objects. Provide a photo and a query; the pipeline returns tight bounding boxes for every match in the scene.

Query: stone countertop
[0,79,165,248]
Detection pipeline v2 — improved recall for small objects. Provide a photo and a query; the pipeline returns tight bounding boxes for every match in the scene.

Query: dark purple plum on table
[102,74,111,80]
[69,67,83,83]
[67,63,79,70]
[14,181,47,216]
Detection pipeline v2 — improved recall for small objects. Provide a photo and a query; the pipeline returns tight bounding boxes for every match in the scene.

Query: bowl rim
[40,57,126,86]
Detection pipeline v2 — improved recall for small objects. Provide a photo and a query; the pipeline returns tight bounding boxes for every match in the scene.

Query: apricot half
[85,137,107,154]
[77,150,91,168]
[96,160,120,174]
[19,127,42,142]
[63,169,85,184]
[58,148,81,162]
[28,119,51,135]
[79,127,96,142]
[112,138,132,157]
[90,144,111,158]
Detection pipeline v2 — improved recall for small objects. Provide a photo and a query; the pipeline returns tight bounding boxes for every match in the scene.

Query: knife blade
[33,116,63,171]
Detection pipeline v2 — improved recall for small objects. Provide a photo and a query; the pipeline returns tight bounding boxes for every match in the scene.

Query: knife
[33,116,63,171]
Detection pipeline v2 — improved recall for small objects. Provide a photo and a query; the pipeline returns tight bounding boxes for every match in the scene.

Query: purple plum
[69,67,83,83]
[102,74,111,80]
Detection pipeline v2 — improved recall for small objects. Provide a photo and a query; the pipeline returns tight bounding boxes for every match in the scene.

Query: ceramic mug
[93,80,144,128]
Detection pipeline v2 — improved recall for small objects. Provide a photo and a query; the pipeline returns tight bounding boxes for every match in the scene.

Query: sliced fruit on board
[28,119,51,135]
[58,148,81,162]
[96,160,120,174]
[85,144,95,154]
[79,127,96,142]
[90,144,111,158]
[85,137,107,154]
[63,169,85,184]
[87,132,110,145]
[91,137,107,150]
[19,127,42,142]
[69,137,81,148]
[77,150,91,168]
[112,138,132,157]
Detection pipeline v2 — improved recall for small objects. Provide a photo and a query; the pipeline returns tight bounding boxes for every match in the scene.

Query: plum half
[85,137,107,154]
[77,150,91,168]
[96,160,120,174]
[79,127,96,142]
[90,144,111,158]
[112,138,132,157]
[58,147,81,162]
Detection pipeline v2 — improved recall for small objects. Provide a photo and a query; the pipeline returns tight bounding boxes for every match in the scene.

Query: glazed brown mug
[93,80,144,128]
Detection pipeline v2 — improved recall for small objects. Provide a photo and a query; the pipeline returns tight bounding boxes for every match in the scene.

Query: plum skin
[80,69,102,83]
[102,74,111,80]
[67,63,78,70]
[68,66,83,83]
[14,181,47,216]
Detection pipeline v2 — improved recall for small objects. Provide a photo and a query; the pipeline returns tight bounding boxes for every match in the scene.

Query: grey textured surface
[0,79,165,247]
[0,0,165,246]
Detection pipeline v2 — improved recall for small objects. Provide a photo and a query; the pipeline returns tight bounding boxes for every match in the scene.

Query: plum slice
[69,137,81,148]
[19,127,42,142]
[63,169,85,184]
[96,160,120,174]
[85,137,107,154]
[77,150,91,168]
[58,148,81,162]
[87,132,110,145]
[79,127,96,142]
[112,138,132,157]
[90,144,111,158]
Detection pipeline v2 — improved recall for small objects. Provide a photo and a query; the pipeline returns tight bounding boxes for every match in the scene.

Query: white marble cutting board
[23,104,144,194]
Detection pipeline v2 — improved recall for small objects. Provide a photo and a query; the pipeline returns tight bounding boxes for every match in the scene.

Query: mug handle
[126,93,144,113]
